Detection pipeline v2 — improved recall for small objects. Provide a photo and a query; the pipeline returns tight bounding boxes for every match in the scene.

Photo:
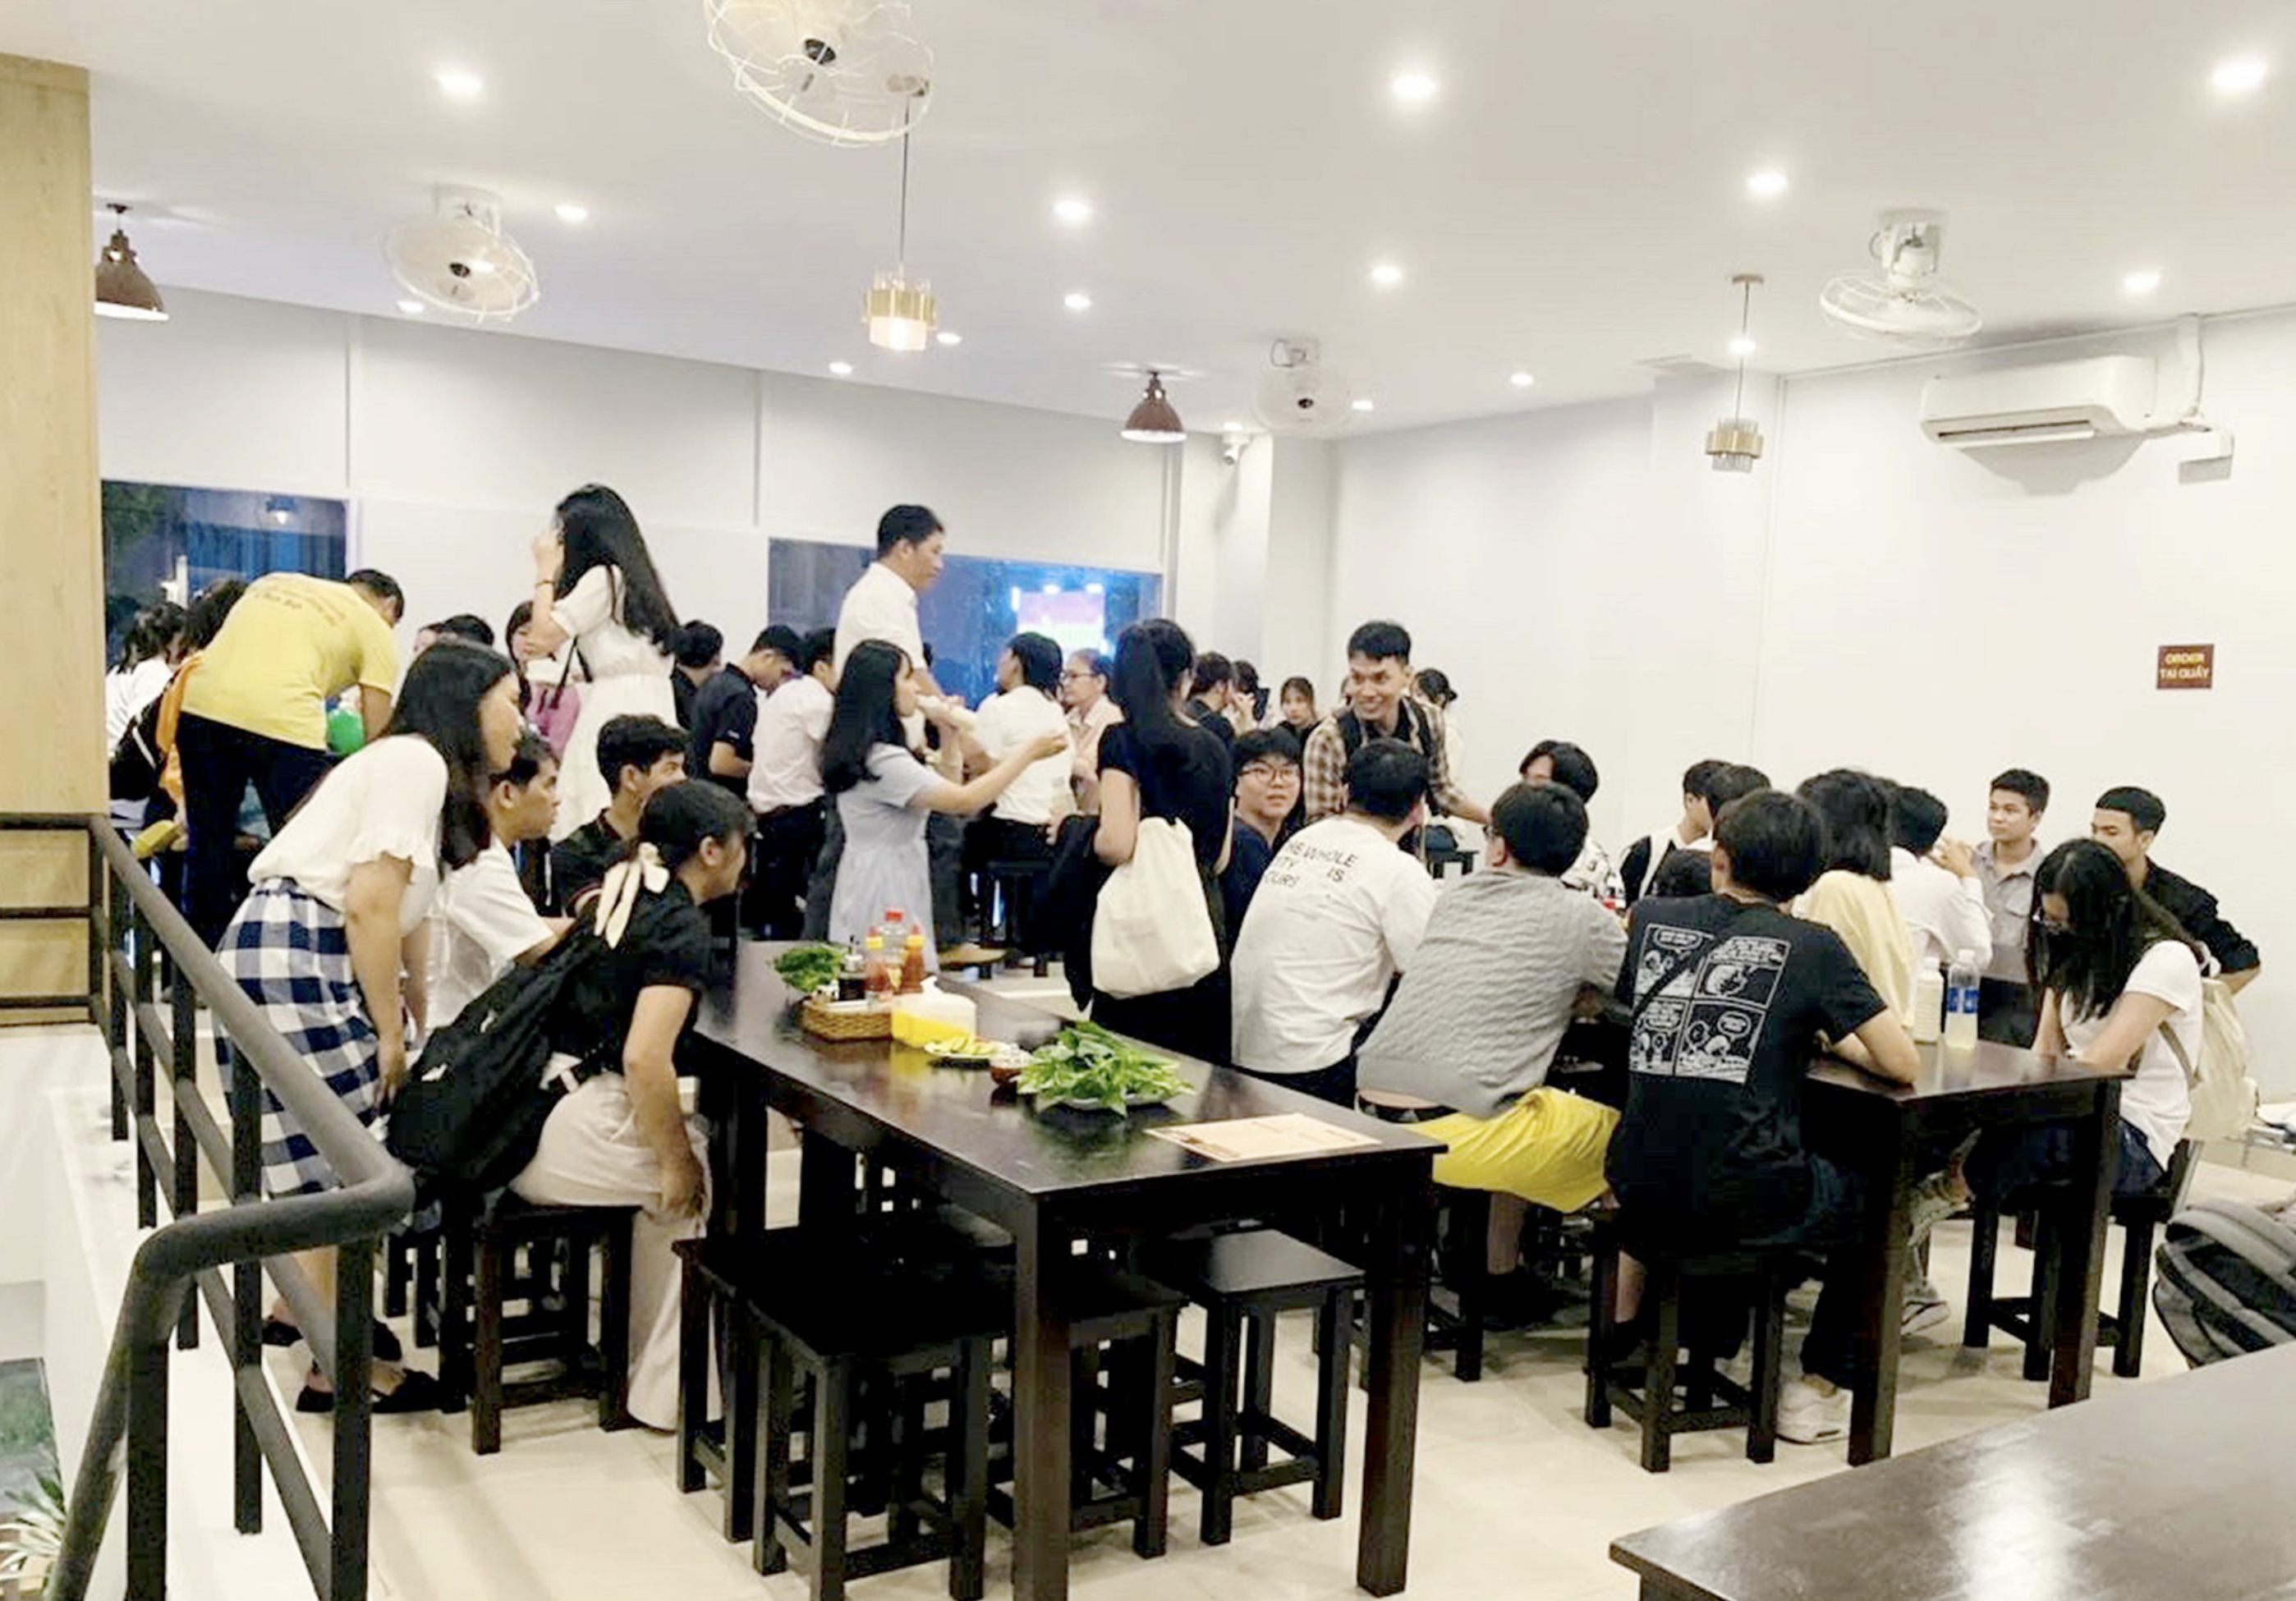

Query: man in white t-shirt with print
[1230,740,1442,1107]
[429,731,570,1032]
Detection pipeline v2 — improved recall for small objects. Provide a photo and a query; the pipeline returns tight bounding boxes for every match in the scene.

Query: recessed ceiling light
[2210,54,2269,96]
[1745,168,1789,200]
[828,360,854,376]
[1052,196,1093,226]
[1351,397,1376,413]
[1508,371,1536,389]
[935,330,962,346]
[553,202,590,224]
[2122,268,2163,296]
[1063,291,1093,311]
[1222,419,1244,432]
[396,299,425,315]
[1728,335,1758,358]
[1389,71,1439,104]
[1368,261,1404,290]
[434,66,484,102]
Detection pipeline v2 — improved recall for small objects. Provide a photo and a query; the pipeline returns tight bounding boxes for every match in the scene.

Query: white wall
[1324,310,2296,1090]
[98,289,1181,656]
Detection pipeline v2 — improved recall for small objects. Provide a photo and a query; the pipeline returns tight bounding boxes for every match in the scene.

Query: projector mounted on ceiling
[1250,339,1360,436]
[1820,209,1982,349]
[383,186,539,322]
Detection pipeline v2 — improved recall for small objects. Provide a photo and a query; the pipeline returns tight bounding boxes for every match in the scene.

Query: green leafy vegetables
[1017,1021,1192,1112]
[774,944,847,996]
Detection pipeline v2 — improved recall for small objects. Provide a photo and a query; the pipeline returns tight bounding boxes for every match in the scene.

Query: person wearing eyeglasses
[1059,648,1121,813]
[1221,727,1303,931]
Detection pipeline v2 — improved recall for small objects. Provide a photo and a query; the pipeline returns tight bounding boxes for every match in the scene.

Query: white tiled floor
[296,1154,2295,1601]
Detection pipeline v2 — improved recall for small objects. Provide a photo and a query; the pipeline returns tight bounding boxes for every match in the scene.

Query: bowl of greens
[772,943,846,999]
[1015,1021,1193,1112]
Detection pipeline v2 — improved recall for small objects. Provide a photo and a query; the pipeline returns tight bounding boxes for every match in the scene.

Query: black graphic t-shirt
[1606,893,1886,1241]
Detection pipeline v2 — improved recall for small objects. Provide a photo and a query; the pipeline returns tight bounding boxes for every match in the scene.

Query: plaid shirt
[1300,697,1476,824]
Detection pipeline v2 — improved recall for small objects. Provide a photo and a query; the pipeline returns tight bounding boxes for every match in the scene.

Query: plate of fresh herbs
[773,943,846,998]
[1016,1021,1193,1112]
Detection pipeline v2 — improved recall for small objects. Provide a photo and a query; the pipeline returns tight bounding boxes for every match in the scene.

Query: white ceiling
[11,0,2296,433]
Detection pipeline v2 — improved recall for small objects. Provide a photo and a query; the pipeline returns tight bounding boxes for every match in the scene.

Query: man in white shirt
[751,628,837,939]
[806,506,948,940]
[1230,740,1443,1107]
[1519,739,1621,902]
[1975,768,2050,1045]
[1619,759,1724,906]
[1887,784,1993,977]
[428,732,568,1031]
[1060,649,1121,813]
[958,633,1073,952]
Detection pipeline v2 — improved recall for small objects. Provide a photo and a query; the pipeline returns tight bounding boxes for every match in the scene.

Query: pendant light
[94,204,169,321]
[1705,273,1764,472]
[1120,370,1186,443]
[862,122,936,351]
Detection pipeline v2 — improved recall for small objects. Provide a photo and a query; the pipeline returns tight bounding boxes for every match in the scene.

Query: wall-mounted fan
[704,0,933,147]
[383,186,539,321]
[1819,210,1981,349]
[1250,339,1360,435]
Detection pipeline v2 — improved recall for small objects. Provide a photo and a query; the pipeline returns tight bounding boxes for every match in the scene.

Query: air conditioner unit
[1919,356,2157,447]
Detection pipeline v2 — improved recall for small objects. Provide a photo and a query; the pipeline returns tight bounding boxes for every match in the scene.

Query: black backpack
[386,925,611,1204]
[108,694,168,804]
[2151,1197,2296,1367]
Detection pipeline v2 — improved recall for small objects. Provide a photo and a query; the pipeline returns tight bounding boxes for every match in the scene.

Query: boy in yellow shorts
[1357,782,1628,1316]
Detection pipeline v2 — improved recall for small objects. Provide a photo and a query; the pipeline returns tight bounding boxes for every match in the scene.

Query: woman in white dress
[521,484,683,841]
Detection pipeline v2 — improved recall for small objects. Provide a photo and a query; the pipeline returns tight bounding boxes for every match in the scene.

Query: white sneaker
[1775,1376,1850,1445]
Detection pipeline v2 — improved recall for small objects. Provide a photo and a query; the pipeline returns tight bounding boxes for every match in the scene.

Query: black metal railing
[2,814,412,1601]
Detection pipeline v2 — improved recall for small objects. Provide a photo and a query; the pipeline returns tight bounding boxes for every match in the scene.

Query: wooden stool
[732,1230,1005,1601]
[986,1262,1182,1560]
[1583,1219,1791,1473]
[1147,1228,1361,1545]
[436,1196,636,1455]
[1963,1139,2197,1379]
[1355,1093,1490,1380]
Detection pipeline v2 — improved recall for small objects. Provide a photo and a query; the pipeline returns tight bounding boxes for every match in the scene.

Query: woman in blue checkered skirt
[220,641,526,1413]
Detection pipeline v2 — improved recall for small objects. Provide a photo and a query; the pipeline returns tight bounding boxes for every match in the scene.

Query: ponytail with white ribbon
[592,842,669,947]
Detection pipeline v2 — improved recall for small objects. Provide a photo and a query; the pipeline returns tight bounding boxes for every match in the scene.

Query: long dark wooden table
[1803,1039,2129,1463]
[690,945,1443,1601]
[1614,1342,2296,1601]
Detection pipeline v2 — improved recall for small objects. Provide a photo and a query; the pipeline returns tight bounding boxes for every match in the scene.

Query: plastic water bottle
[1944,949,1981,1051]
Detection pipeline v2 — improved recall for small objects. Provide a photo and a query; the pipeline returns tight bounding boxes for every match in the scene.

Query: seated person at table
[1958,838,2198,1206]
[510,779,750,1430]
[1645,847,1714,900]
[547,714,686,915]
[1220,727,1302,931]
[1229,740,1441,1106]
[1519,739,1620,901]
[1793,768,1916,1022]
[428,730,569,1030]
[1357,782,1627,1315]
[2091,785,2262,994]
[1886,783,1993,975]
[1609,789,1920,1445]
[1620,759,1724,906]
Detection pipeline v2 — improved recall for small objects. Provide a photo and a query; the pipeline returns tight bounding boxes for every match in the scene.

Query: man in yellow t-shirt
[178,569,404,943]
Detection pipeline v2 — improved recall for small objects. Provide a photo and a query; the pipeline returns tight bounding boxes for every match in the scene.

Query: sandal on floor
[266,1317,404,1364]
[296,1369,443,1416]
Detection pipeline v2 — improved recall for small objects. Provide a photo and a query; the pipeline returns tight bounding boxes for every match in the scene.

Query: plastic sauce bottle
[1944,950,1981,1051]
[863,934,894,1003]
[899,932,929,994]
[1909,963,1945,1045]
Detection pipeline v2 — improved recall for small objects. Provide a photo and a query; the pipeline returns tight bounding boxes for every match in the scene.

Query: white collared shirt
[833,562,925,675]
[1889,846,1993,974]
[972,687,1072,825]
[748,672,834,812]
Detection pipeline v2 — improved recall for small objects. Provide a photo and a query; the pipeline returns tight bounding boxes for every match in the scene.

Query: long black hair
[1109,619,1194,743]
[821,640,911,795]
[553,484,680,654]
[1796,768,1894,881]
[380,640,516,870]
[2028,838,2199,1018]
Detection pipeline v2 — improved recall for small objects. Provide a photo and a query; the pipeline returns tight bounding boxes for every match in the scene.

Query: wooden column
[0,55,104,1019]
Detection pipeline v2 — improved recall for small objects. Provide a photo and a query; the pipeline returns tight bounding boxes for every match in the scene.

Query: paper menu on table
[1146,1112,1381,1163]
